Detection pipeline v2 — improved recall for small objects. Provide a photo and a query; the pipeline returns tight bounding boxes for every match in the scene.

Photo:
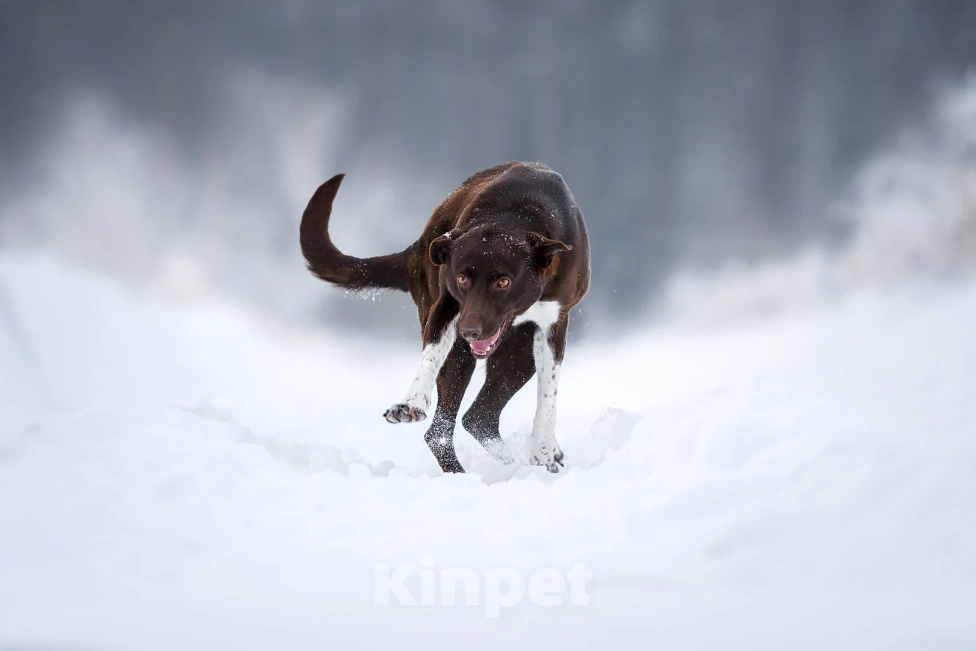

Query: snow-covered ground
[1,252,974,650]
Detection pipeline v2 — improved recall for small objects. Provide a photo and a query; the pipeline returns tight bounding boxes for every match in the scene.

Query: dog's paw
[529,448,565,474]
[530,455,564,473]
[553,443,564,465]
[383,403,427,424]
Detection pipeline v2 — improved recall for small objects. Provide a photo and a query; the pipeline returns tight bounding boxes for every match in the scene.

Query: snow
[2,253,976,650]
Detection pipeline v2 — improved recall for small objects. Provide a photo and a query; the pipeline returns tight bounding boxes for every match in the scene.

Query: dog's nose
[458,318,481,341]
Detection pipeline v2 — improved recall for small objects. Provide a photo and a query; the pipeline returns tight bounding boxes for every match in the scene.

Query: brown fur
[300,162,590,472]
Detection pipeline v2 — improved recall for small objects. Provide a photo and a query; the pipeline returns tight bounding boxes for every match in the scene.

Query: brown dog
[299,162,590,473]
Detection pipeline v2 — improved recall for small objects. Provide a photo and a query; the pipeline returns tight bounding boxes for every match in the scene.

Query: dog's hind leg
[423,338,476,473]
[384,295,459,424]
[461,323,536,464]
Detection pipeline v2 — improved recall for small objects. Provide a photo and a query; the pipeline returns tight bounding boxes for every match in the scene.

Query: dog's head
[429,226,571,358]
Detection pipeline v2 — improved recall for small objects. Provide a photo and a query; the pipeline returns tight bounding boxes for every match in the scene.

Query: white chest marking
[513,300,561,330]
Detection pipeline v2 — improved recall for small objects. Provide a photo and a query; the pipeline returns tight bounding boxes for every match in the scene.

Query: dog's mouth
[469,324,505,358]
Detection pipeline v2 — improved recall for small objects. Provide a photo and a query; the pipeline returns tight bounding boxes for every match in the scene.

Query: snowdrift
[2,254,975,650]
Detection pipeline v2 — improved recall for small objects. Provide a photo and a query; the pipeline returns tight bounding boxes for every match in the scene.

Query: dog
[299,161,590,473]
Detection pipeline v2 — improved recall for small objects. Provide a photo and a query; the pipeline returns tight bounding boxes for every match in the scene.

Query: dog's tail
[299,174,413,292]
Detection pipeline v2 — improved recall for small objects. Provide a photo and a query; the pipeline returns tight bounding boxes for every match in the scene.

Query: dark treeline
[2,0,975,312]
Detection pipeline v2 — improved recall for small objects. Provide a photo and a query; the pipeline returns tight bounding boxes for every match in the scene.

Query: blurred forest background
[1,0,975,335]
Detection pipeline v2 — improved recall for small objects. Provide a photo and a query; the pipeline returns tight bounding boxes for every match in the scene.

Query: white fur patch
[514,301,565,470]
[402,316,458,413]
[515,300,565,471]
[513,300,561,330]
[529,324,562,471]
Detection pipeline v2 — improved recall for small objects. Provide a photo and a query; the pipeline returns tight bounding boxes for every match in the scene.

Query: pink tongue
[470,327,502,354]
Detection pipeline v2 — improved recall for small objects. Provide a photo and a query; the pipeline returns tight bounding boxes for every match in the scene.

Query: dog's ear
[527,232,572,269]
[429,229,461,266]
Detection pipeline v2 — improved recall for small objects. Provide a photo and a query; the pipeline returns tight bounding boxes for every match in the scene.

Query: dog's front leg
[529,313,569,473]
[422,338,476,473]
[383,297,459,424]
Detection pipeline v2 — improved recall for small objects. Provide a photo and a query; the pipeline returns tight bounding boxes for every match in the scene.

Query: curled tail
[299,173,413,292]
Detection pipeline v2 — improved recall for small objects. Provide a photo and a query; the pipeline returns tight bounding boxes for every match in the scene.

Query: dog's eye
[496,277,511,288]
[457,274,468,286]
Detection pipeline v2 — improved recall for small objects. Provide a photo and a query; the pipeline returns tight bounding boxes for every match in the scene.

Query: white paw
[383,400,427,424]
[530,439,564,473]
